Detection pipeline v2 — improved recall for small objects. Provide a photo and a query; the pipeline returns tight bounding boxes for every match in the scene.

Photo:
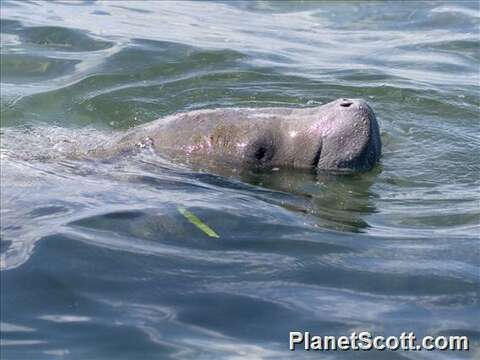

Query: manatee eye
[252,144,274,164]
[246,132,276,166]
[254,146,267,160]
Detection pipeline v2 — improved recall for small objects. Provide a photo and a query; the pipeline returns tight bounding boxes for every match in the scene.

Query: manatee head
[311,98,381,172]
[242,98,381,172]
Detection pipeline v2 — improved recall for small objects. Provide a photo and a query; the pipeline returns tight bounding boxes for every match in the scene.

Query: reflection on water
[1,1,479,359]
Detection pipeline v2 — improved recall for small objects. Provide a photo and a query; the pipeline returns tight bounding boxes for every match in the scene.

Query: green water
[1,1,479,359]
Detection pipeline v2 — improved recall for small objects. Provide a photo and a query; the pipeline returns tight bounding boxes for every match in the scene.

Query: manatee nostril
[340,100,353,107]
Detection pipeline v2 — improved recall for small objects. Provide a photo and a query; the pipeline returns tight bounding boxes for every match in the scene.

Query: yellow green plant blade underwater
[177,206,220,238]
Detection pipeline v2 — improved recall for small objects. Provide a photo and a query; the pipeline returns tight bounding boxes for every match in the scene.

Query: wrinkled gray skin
[98,98,381,172]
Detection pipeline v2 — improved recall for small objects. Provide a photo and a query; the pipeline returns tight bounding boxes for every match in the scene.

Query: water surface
[1,1,479,359]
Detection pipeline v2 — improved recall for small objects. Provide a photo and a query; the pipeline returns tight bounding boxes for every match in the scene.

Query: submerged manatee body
[98,98,381,172]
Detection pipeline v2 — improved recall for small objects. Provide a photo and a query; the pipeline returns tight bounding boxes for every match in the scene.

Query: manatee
[94,98,381,172]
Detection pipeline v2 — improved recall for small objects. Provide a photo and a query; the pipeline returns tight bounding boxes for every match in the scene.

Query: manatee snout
[315,98,381,172]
